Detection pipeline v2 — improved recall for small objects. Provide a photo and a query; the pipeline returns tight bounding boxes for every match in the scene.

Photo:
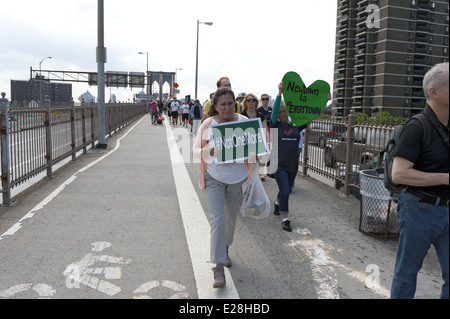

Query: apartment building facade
[11,76,72,104]
[333,0,449,118]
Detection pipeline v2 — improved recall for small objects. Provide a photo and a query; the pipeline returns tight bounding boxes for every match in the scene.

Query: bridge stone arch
[148,71,176,101]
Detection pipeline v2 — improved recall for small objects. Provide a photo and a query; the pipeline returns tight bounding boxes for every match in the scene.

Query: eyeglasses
[261,98,269,101]
[246,99,257,102]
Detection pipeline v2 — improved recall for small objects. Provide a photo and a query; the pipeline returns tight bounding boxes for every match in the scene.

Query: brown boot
[212,264,226,288]
[223,246,232,268]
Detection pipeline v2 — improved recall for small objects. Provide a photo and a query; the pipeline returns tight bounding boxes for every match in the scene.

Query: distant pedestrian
[258,94,273,179]
[170,99,180,125]
[390,62,449,299]
[193,87,251,288]
[240,93,266,126]
[181,101,190,127]
[149,100,159,125]
[236,92,246,105]
[157,100,164,115]
[201,77,241,123]
[241,93,268,180]
[190,99,203,136]
[257,94,273,129]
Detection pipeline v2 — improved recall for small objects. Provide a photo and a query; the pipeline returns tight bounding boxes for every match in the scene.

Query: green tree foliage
[317,111,405,126]
[373,111,404,126]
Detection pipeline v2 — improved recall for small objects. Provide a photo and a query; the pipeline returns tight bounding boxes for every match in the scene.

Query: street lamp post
[138,51,149,109]
[39,56,52,77]
[97,0,107,149]
[38,56,52,101]
[195,20,213,100]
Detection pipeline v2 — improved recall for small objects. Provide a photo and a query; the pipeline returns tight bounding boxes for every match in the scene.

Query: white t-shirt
[206,115,249,184]
[171,102,179,112]
[181,104,190,114]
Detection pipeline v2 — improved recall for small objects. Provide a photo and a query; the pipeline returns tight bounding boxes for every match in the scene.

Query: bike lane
[0,115,199,299]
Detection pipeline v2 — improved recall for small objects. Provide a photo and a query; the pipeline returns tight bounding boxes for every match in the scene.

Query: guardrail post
[45,96,54,178]
[0,92,16,207]
[343,110,355,197]
[71,103,76,161]
[81,100,87,154]
[108,105,112,137]
[90,102,95,148]
[114,104,118,133]
[302,126,309,176]
[117,104,121,130]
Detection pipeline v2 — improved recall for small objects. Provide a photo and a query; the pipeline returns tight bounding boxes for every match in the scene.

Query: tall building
[10,76,72,104]
[78,90,96,103]
[333,0,449,118]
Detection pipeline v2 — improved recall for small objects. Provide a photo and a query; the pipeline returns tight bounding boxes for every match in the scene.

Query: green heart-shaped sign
[282,71,330,127]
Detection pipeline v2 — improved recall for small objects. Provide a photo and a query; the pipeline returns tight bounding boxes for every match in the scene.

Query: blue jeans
[274,169,297,214]
[151,111,159,124]
[391,190,449,299]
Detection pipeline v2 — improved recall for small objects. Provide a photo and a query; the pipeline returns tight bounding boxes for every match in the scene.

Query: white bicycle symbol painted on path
[0,242,189,299]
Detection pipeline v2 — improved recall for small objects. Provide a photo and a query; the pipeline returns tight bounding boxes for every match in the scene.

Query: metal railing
[1,93,146,206]
[1,93,398,206]
[300,111,396,198]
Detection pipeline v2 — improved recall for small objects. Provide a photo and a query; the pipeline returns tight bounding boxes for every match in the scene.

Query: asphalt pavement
[0,114,444,300]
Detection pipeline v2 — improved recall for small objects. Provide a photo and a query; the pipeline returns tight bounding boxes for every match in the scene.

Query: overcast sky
[1,0,338,103]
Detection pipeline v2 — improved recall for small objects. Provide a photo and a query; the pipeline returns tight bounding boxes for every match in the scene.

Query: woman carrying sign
[193,87,251,288]
[270,82,306,232]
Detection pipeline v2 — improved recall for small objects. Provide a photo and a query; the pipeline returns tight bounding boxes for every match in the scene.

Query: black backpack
[382,112,449,194]
[382,114,427,194]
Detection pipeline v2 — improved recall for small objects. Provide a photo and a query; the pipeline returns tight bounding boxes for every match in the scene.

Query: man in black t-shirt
[390,62,449,299]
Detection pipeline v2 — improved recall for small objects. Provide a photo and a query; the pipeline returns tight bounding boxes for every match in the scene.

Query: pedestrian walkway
[0,114,444,299]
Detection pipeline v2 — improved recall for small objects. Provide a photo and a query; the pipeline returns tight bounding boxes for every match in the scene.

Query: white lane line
[0,116,148,242]
[164,120,239,299]
[291,238,340,299]
[0,283,56,299]
[290,237,390,299]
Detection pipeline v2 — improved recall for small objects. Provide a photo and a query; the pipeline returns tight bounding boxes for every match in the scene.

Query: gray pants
[205,171,246,264]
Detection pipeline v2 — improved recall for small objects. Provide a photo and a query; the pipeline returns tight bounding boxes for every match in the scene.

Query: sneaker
[273,201,280,216]
[212,264,226,288]
[282,220,292,232]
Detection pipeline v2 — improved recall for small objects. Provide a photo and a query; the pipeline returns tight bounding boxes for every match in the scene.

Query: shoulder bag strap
[420,112,449,147]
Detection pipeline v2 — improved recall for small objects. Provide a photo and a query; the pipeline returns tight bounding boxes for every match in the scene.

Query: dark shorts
[172,111,178,118]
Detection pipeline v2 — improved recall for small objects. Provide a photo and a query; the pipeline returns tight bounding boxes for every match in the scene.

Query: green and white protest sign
[282,71,330,127]
[209,118,270,164]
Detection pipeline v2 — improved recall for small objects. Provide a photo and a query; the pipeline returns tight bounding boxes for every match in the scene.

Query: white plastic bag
[240,164,270,219]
